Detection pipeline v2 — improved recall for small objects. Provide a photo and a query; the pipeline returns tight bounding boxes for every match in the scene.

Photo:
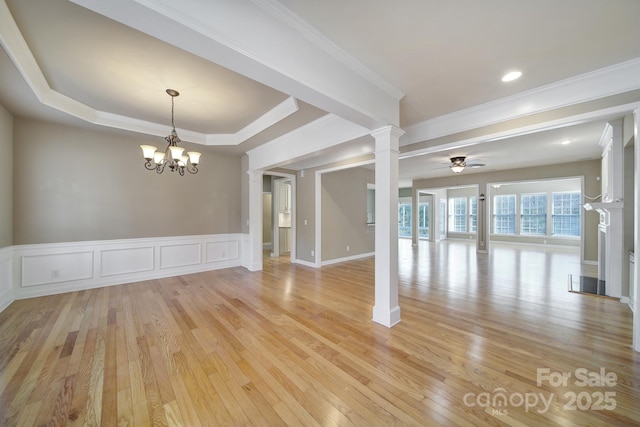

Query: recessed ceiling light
[561,140,571,145]
[501,71,522,82]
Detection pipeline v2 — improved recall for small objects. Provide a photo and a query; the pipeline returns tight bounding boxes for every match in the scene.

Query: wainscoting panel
[101,246,154,277]
[22,251,93,287]
[160,243,202,269]
[10,234,243,301]
[206,240,239,263]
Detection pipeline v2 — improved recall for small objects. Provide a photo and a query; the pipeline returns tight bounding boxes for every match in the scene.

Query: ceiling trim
[0,0,300,146]
[247,113,370,171]
[251,0,404,101]
[402,57,640,146]
[205,96,300,146]
[400,100,640,161]
[70,0,401,129]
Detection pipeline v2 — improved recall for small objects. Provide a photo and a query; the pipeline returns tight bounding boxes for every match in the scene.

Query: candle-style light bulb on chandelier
[140,89,201,175]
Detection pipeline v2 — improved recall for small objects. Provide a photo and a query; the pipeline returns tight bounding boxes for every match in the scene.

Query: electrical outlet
[346,245,350,252]
[311,250,314,256]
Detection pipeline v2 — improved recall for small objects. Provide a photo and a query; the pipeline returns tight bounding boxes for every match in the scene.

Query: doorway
[262,173,296,263]
[273,177,292,257]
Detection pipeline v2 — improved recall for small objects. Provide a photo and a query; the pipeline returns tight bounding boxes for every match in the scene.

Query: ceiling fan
[449,156,486,173]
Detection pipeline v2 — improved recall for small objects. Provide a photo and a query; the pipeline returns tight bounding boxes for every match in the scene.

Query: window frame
[520,193,547,236]
[551,191,581,237]
[493,194,516,235]
[449,197,468,233]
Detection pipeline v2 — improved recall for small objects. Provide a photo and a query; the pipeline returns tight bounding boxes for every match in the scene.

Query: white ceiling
[1,0,640,186]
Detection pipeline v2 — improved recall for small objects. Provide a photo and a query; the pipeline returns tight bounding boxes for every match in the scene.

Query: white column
[247,169,264,272]
[633,108,640,352]
[476,184,488,253]
[371,125,404,327]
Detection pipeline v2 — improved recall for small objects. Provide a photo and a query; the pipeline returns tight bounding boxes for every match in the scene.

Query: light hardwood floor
[0,240,639,426]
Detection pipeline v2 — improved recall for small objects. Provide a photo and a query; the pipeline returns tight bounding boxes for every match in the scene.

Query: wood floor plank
[0,240,639,425]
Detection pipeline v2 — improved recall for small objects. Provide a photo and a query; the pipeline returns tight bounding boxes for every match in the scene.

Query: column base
[372,305,401,327]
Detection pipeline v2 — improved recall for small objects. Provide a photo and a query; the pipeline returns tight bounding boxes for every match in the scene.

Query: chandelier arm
[186,164,198,174]
[144,160,157,170]
[156,162,165,174]
[178,166,185,176]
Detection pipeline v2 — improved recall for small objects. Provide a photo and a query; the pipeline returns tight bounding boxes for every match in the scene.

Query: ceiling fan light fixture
[449,156,466,173]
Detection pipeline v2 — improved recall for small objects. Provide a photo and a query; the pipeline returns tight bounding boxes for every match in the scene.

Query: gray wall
[296,169,315,263]
[13,118,242,244]
[414,160,601,261]
[321,167,375,261]
[241,154,249,235]
[0,105,12,248]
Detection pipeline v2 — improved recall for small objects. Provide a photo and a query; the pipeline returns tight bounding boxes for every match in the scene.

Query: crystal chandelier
[140,89,201,175]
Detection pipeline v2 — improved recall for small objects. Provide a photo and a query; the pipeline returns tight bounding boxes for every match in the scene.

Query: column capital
[371,124,405,141]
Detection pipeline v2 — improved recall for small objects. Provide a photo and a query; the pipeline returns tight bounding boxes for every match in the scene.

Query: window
[398,202,412,237]
[469,196,477,233]
[494,195,516,234]
[520,193,546,235]
[449,197,467,232]
[418,202,429,237]
[552,192,581,236]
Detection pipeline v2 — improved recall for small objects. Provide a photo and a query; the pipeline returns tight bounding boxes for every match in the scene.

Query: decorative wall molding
[0,246,13,312]
[10,234,243,301]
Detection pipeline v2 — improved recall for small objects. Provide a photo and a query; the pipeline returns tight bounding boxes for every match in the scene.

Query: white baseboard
[10,234,243,301]
[294,258,318,268]
[619,296,633,312]
[0,246,13,311]
[321,252,374,266]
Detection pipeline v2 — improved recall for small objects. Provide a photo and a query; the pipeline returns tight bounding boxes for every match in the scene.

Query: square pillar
[371,125,404,327]
[633,109,640,351]
[247,169,264,271]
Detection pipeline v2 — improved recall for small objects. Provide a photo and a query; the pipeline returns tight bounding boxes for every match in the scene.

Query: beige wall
[414,160,601,261]
[13,118,241,244]
[0,105,12,248]
[262,193,272,245]
[321,166,375,261]
[240,154,249,235]
[296,169,315,263]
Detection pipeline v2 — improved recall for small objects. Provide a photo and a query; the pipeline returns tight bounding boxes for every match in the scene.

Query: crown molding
[403,57,640,146]
[247,113,370,171]
[251,0,404,101]
[0,0,299,146]
[210,96,299,146]
[72,0,400,128]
